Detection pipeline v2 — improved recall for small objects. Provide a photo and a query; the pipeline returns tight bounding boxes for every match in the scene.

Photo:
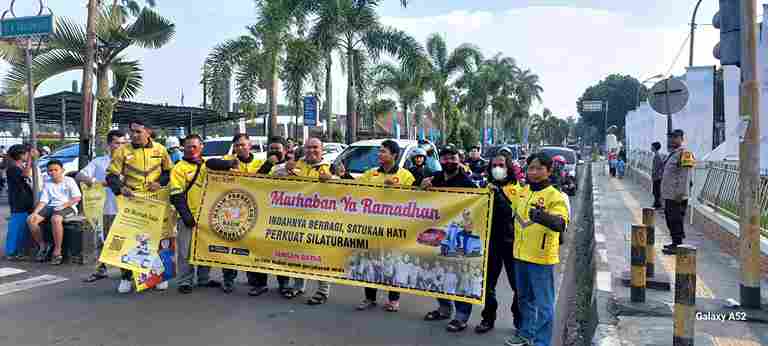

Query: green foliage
[576,74,646,142]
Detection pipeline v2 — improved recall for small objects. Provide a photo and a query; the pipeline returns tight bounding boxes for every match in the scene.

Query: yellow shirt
[513,184,569,265]
[169,159,207,218]
[270,159,331,178]
[501,183,522,211]
[108,141,172,192]
[222,154,265,174]
[358,167,416,186]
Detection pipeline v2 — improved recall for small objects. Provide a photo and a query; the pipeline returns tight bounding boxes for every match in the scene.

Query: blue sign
[303,96,318,127]
[1,15,54,38]
[484,128,494,145]
[523,127,529,145]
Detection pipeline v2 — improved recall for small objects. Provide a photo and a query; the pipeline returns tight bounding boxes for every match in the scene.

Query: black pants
[652,180,662,208]
[480,238,521,329]
[365,288,400,302]
[221,269,289,288]
[664,199,688,244]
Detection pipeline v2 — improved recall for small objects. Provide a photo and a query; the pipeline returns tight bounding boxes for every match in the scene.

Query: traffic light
[713,0,741,67]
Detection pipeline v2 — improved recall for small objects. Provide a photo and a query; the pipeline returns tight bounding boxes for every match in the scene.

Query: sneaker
[155,281,169,291]
[118,279,132,294]
[356,299,377,311]
[222,281,235,294]
[178,284,193,294]
[505,335,533,346]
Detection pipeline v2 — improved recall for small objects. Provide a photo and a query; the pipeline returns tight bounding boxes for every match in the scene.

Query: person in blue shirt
[166,137,183,164]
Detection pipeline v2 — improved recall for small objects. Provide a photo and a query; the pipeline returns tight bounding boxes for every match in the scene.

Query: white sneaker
[118,279,132,294]
[155,281,168,291]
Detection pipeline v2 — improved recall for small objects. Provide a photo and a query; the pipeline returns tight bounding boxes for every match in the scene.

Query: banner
[191,172,493,304]
[80,183,106,242]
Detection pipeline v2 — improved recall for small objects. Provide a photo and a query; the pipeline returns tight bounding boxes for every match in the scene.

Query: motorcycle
[560,172,577,196]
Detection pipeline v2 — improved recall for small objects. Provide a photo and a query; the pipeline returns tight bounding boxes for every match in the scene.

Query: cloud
[380,6,720,118]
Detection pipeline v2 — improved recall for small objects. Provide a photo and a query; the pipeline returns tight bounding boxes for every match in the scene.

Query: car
[202,137,267,161]
[323,142,347,163]
[481,144,523,161]
[332,139,441,178]
[538,146,579,178]
[37,143,80,180]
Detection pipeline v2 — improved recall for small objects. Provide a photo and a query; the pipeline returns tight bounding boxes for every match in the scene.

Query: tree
[282,37,321,138]
[423,33,482,145]
[576,74,643,143]
[309,0,423,144]
[1,6,175,148]
[203,35,262,117]
[372,61,428,138]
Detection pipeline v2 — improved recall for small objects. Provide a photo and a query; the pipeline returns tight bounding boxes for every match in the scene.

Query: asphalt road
[0,190,526,346]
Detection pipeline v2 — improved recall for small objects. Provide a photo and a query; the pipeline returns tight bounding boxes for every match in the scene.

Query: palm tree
[203,34,262,117]
[112,0,157,18]
[1,6,174,147]
[309,0,423,144]
[514,68,544,141]
[372,61,428,138]
[424,33,482,145]
[282,37,321,138]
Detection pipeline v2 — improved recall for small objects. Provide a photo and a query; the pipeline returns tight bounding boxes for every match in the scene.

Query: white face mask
[491,167,507,181]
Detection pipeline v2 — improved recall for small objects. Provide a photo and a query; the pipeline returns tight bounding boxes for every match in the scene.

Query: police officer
[205,134,290,295]
[106,119,174,294]
[661,129,695,255]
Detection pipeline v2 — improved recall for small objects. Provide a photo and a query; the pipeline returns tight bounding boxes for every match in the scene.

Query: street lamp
[635,74,664,109]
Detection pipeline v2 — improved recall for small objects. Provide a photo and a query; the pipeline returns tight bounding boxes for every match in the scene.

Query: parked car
[37,143,80,180]
[332,139,440,178]
[202,137,267,161]
[538,146,579,178]
[323,142,347,163]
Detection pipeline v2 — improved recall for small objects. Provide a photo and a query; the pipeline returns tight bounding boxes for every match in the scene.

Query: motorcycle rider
[407,147,433,186]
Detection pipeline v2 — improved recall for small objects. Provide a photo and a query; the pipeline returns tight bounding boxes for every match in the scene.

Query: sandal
[83,272,108,283]
[50,255,64,266]
[446,319,468,332]
[306,292,328,305]
[383,300,400,312]
[424,310,451,321]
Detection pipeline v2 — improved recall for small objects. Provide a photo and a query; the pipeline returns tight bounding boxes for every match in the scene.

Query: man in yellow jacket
[106,119,173,294]
[270,137,334,305]
[506,152,569,346]
[206,134,290,295]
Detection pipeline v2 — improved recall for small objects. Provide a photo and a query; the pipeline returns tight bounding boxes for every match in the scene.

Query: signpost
[581,100,609,148]
[1,1,54,201]
[303,95,318,127]
[648,78,690,150]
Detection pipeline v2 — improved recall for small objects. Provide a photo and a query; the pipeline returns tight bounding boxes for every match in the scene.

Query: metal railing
[629,150,654,176]
[698,161,768,234]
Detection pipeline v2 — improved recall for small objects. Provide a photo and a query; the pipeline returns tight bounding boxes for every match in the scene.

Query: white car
[202,136,268,161]
[332,139,441,178]
[37,143,80,182]
[323,142,347,163]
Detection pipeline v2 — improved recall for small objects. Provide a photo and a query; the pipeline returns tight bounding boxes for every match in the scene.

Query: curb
[591,165,621,346]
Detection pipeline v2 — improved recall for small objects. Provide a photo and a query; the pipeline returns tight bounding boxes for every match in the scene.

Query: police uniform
[661,146,695,246]
[357,166,416,304]
[512,180,569,346]
[106,140,172,282]
[169,157,212,289]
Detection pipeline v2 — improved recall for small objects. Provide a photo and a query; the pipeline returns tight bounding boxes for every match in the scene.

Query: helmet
[411,147,427,158]
[552,155,567,165]
[165,137,180,149]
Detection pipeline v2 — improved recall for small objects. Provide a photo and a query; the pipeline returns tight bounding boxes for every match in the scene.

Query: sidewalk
[593,164,768,345]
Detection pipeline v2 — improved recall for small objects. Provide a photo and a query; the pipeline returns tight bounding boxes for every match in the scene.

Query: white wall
[625,102,668,158]
[676,66,715,159]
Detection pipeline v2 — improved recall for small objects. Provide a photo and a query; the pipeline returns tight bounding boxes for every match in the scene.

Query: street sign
[303,96,318,127]
[581,100,604,112]
[649,78,689,115]
[0,15,53,38]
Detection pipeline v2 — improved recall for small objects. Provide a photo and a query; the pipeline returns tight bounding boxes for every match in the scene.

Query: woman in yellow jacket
[505,153,569,346]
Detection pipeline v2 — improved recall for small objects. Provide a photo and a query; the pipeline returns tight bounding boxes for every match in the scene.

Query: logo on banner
[209,190,259,241]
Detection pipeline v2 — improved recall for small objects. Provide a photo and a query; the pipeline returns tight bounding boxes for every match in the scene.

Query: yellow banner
[98,195,169,289]
[191,172,493,304]
[80,183,106,238]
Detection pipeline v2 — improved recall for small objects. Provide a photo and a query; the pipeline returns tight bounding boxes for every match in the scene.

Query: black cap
[670,129,685,138]
[439,145,458,156]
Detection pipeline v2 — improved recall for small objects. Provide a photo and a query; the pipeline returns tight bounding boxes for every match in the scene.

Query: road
[0,188,528,346]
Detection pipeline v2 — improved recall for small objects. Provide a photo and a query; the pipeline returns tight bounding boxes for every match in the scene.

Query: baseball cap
[439,145,458,156]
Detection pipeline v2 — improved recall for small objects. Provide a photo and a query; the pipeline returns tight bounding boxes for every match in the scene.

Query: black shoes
[178,285,193,294]
[474,320,495,334]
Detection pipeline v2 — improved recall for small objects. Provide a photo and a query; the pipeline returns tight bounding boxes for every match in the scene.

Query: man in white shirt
[27,160,82,265]
[79,130,128,282]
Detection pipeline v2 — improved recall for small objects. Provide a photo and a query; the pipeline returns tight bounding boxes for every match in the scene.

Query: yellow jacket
[107,140,172,193]
[513,183,569,265]
[358,167,416,186]
[169,158,207,219]
[271,159,331,178]
[222,154,266,174]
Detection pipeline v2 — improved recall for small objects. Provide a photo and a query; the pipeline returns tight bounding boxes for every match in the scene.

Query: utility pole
[25,39,39,199]
[689,0,704,67]
[738,0,762,310]
[79,0,98,170]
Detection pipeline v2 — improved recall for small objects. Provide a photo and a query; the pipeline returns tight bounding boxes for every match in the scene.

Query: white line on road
[0,268,26,278]
[0,275,68,296]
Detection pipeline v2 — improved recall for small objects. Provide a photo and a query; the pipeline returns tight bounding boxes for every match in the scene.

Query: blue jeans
[514,260,554,346]
[436,298,473,322]
[5,212,29,256]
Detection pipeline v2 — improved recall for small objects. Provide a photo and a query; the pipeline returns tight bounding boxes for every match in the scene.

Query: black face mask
[268,151,284,161]
[443,163,459,175]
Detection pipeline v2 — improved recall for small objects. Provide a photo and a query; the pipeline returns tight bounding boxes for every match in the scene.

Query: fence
[629,150,654,175]
[697,161,768,235]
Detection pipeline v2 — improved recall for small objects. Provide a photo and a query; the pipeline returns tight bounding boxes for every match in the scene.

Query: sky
[2,0,753,119]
